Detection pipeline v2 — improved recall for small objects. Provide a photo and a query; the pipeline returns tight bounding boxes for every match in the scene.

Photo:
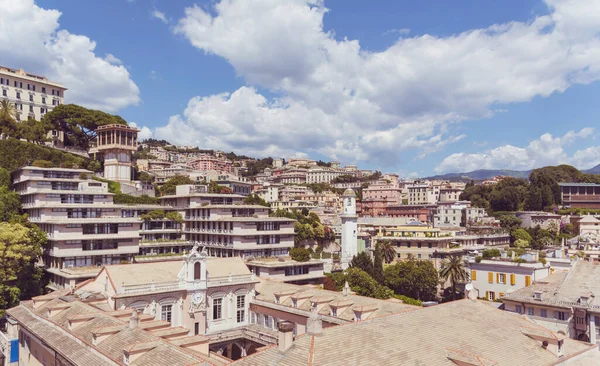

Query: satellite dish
[465,283,474,291]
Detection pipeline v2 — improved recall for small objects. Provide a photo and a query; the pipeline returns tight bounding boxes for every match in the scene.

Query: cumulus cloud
[0,0,140,112]
[152,9,168,24]
[162,0,600,164]
[434,128,599,173]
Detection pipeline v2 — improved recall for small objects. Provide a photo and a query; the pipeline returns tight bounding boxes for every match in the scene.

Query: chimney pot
[278,321,294,352]
[129,310,140,329]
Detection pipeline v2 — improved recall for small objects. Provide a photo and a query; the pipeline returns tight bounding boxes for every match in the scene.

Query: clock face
[192,292,204,304]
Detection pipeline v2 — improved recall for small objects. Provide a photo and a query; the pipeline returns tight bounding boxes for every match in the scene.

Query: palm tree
[439,255,469,301]
[0,99,18,137]
[0,99,18,120]
[379,240,396,264]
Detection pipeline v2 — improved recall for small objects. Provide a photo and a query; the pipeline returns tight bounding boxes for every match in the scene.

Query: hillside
[425,169,531,181]
[0,139,92,171]
[427,164,600,182]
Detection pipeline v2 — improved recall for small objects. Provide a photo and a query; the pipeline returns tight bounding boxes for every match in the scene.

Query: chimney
[129,310,140,329]
[342,281,351,296]
[277,321,294,352]
[306,307,323,336]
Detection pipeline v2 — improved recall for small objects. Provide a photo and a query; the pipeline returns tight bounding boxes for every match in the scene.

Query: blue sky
[5,0,600,176]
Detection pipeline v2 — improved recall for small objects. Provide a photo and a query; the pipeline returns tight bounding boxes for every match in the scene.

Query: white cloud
[382,28,410,36]
[0,0,140,112]
[152,10,168,24]
[163,0,600,165]
[434,128,599,173]
[104,53,122,65]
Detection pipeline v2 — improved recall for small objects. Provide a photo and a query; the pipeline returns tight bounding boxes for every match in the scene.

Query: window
[16,92,20,99]
[499,273,506,284]
[236,295,245,323]
[331,308,337,317]
[576,316,585,325]
[194,262,201,280]
[213,298,222,320]
[516,305,522,314]
[42,87,46,94]
[29,105,33,112]
[488,272,494,284]
[195,322,199,335]
[417,254,422,259]
[42,97,46,104]
[528,307,534,316]
[1,90,5,97]
[161,304,172,323]
[487,291,495,301]
[29,94,33,102]
[265,315,273,329]
[541,309,548,318]
[557,311,566,321]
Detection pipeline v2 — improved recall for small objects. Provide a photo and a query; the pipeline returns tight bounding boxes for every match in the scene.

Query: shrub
[78,172,89,180]
[32,160,53,168]
[393,294,422,306]
[475,256,483,263]
[290,247,311,262]
[113,193,158,205]
[482,249,501,259]
[0,139,88,171]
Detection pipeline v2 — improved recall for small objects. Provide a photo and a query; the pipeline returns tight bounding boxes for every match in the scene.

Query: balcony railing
[116,273,256,294]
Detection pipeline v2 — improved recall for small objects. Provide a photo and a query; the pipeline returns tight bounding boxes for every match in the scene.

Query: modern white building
[12,166,142,290]
[0,66,66,122]
[305,167,351,184]
[340,188,358,268]
[159,185,296,258]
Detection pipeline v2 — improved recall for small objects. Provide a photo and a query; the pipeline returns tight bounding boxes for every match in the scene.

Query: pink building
[187,155,233,173]
[362,181,402,203]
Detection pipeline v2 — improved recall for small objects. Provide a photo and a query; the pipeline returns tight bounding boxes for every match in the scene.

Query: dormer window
[534,291,543,301]
[292,299,297,308]
[331,308,337,317]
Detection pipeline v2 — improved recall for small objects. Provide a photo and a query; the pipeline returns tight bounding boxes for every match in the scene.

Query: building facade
[159,185,296,258]
[559,183,600,209]
[12,166,142,290]
[0,66,66,122]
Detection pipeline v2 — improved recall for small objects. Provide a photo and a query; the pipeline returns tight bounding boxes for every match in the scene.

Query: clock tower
[182,245,208,334]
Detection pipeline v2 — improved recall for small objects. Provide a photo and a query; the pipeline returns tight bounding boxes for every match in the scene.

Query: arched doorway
[577,333,590,342]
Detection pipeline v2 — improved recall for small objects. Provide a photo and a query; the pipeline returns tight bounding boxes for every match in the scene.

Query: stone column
[590,314,597,345]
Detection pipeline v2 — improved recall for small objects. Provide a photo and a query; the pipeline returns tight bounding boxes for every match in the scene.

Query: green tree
[17,117,51,144]
[0,167,10,187]
[373,244,385,284]
[384,260,438,301]
[87,159,102,172]
[0,222,46,316]
[379,240,396,264]
[159,175,194,196]
[0,187,22,222]
[294,222,314,244]
[344,267,393,299]
[244,193,270,207]
[290,247,311,262]
[165,211,183,224]
[511,228,532,245]
[498,215,522,230]
[439,255,469,302]
[42,104,128,149]
[350,251,374,277]
[514,239,529,248]
[0,99,18,137]
[482,249,501,259]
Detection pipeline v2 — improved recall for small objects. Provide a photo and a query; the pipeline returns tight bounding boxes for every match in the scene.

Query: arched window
[194,262,201,280]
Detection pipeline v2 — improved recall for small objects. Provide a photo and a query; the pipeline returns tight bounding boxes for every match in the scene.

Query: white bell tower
[341,189,358,269]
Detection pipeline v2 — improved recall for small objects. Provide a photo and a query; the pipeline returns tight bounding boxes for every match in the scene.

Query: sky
[2,0,600,177]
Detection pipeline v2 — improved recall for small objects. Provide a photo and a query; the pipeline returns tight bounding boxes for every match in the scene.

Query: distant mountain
[582,164,600,174]
[426,164,600,182]
[425,169,532,182]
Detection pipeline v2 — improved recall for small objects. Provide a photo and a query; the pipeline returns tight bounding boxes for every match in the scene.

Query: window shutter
[488,272,493,283]
[471,270,477,280]
[525,276,531,287]
[486,291,489,300]
[496,273,499,283]
[510,274,516,285]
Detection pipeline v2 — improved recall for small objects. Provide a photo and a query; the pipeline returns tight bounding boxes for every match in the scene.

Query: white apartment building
[407,183,431,205]
[305,167,350,184]
[159,185,296,258]
[12,166,141,290]
[0,66,66,122]
[255,183,283,203]
[468,258,551,301]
